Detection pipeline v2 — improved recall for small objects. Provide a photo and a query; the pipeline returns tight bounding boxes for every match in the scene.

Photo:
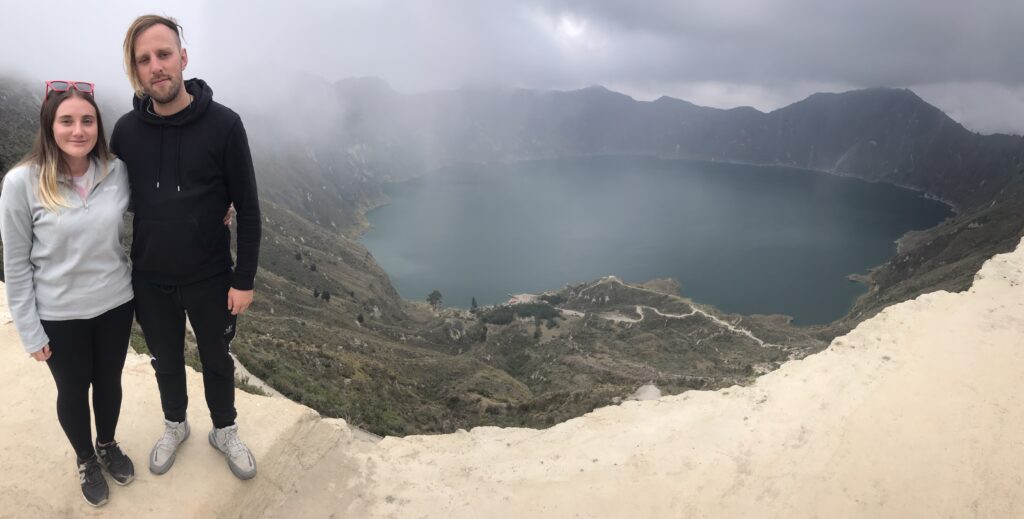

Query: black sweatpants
[41,300,134,460]
[133,271,237,428]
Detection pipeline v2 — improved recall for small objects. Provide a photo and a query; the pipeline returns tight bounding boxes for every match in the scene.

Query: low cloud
[2,1,1020,134]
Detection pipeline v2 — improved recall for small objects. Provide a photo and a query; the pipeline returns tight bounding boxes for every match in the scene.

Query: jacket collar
[56,157,114,186]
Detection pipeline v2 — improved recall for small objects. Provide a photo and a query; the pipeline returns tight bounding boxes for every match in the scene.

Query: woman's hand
[30,344,51,362]
[223,204,236,226]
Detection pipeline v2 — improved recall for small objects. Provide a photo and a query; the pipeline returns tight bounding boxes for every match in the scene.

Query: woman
[0,81,134,507]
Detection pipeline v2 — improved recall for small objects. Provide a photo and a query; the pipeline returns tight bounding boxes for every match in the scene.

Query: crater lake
[361,156,953,324]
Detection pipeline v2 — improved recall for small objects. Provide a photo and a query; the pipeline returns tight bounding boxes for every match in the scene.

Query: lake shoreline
[352,154,955,328]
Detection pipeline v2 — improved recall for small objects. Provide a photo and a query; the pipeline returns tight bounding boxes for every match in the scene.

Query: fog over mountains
[5,1,1024,135]
[1,76,1023,434]
[250,77,1023,234]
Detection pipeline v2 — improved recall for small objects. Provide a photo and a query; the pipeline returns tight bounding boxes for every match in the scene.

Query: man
[111,14,261,480]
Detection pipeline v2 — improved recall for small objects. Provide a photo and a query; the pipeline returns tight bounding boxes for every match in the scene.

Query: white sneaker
[209,424,257,480]
[149,419,190,475]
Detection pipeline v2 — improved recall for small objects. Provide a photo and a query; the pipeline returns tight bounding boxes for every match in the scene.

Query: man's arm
[109,120,121,157]
[110,119,135,214]
[222,116,261,314]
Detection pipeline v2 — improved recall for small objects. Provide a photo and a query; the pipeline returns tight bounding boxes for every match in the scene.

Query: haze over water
[361,157,953,324]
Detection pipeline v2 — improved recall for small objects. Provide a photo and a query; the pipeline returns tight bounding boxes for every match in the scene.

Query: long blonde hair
[16,89,112,211]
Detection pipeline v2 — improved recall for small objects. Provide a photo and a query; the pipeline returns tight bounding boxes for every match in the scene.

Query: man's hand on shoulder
[227,288,254,315]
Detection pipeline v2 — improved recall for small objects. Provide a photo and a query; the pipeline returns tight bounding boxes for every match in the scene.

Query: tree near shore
[427,290,443,309]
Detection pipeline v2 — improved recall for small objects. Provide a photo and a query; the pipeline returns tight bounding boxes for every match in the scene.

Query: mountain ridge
[325,80,1012,208]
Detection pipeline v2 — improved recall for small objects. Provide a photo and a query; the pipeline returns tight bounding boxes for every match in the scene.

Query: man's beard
[149,77,182,104]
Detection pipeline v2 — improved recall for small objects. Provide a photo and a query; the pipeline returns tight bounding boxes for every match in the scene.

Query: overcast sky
[3,0,1022,134]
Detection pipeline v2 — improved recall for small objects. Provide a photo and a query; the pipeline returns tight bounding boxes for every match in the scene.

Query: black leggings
[41,300,134,460]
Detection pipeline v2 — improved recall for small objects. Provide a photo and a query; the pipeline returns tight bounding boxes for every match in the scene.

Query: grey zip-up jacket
[0,158,133,353]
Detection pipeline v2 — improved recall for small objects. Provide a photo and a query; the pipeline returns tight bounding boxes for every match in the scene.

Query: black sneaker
[96,440,135,485]
[76,455,109,507]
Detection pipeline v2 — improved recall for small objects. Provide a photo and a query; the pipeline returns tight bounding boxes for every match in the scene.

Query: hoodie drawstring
[139,80,206,192]
[175,131,182,192]
[157,127,165,189]
[155,127,183,192]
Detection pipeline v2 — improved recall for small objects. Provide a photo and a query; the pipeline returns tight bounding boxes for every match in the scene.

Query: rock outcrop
[2,237,1023,518]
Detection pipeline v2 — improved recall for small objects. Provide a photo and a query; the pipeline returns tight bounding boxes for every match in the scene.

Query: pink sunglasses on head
[44,80,95,100]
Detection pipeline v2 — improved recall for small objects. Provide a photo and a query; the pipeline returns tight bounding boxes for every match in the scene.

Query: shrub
[479,302,561,325]
[539,294,565,305]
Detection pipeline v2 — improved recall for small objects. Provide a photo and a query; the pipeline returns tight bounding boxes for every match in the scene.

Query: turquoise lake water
[361,156,952,324]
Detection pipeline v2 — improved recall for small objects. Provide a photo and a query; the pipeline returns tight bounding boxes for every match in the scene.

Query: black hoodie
[111,78,261,290]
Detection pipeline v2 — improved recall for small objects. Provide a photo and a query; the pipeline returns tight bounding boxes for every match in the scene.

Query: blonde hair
[122,14,184,98]
[14,89,111,212]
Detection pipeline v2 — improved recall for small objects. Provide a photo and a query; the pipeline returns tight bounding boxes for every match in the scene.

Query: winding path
[568,276,777,348]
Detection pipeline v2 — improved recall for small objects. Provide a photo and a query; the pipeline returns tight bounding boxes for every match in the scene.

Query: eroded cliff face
[2,238,1022,518]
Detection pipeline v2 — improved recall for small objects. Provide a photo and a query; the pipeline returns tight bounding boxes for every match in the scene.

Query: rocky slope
[0,79,38,174]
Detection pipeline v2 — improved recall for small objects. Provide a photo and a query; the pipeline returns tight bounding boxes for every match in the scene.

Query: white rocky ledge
[1,237,1022,517]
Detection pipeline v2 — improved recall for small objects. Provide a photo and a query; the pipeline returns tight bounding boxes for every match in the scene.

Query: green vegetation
[479,302,561,326]
[427,290,442,309]
[234,375,270,397]
[539,294,565,305]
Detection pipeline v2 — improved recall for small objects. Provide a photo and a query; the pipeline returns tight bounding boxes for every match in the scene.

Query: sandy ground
[1,237,1022,518]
